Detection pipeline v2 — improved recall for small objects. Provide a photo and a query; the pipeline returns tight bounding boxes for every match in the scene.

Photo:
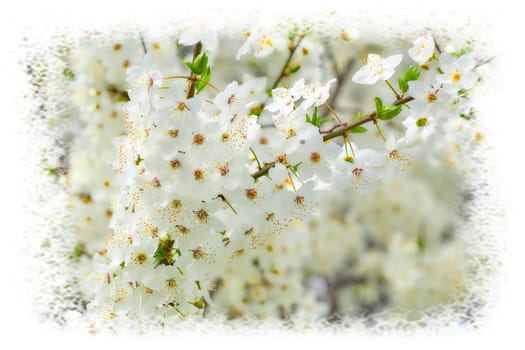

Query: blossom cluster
[58,25,485,328]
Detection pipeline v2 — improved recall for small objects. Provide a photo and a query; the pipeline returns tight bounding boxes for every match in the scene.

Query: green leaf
[304,107,331,128]
[154,237,175,267]
[397,66,420,93]
[404,66,420,82]
[192,52,208,75]
[349,126,367,133]
[288,162,301,178]
[196,67,211,93]
[397,78,408,94]
[377,104,402,120]
[318,117,332,124]
[184,62,195,72]
[189,300,206,309]
[374,97,383,115]
[290,65,301,73]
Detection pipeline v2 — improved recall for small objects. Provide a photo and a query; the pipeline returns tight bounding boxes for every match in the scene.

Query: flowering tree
[39,20,490,331]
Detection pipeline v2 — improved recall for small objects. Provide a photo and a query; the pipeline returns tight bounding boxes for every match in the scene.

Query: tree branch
[250,96,414,179]
[322,96,414,142]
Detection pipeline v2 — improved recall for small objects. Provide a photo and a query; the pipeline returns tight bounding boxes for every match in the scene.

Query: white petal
[352,68,378,85]
[383,54,403,69]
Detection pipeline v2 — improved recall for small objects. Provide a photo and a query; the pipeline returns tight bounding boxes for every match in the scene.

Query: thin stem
[433,37,442,54]
[324,102,343,124]
[287,172,297,192]
[385,80,401,99]
[374,121,387,142]
[270,35,304,90]
[322,96,413,142]
[249,147,262,170]
[139,33,147,54]
[164,75,192,80]
[343,134,355,159]
[206,82,220,92]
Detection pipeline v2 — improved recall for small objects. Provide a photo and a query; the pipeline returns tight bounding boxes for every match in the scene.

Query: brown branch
[322,96,414,142]
[250,96,414,180]
[251,162,276,180]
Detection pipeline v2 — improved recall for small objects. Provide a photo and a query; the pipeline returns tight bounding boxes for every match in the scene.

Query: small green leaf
[290,64,301,73]
[377,104,402,120]
[184,62,195,72]
[288,162,301,178]
[349,126,367,133]
[192,52,208,75]
[397,66,420,93]
[189,300,206,309]
[305,113,312,124]
[374,97,383,115]
[196,67,211,93]
[404,66,420,82]
[154,237,175,267]
[397,78,408,94]
[318,117,332,124]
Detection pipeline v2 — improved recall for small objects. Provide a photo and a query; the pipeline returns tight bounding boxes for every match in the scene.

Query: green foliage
[349,126,367,133]
[397,66,420,93]
[185,52,208,75]
[289,64,301,73]
[196,67,211,93]
[188,300,206,309]
[375,97,402,121]
[306,107,332,127]
[287,162,302,178]
[154,236,175,267]
[185,52,212,94]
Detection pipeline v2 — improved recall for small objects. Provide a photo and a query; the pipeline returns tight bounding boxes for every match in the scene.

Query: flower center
[416,117,428,127]
[135,253,148,265]
[170,159,181,169]
[245,188,258,200]
[352,167,363,178]
[310,152,321,163]
[451,71,461,83]
[193,133,205,145]
[193,169,205,181]
[167,129,179,137]
[426,92,437,103]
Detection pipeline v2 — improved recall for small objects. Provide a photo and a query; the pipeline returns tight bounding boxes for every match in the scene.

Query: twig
[270,35,304,90]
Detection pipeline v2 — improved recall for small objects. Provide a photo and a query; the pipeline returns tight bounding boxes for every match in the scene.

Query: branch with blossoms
[70,26,484,324]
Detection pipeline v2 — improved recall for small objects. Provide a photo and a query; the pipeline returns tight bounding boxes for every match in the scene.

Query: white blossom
[352,53,403,85]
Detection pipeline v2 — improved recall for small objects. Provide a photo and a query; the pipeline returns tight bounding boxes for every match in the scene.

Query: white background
[1,0,523,348]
